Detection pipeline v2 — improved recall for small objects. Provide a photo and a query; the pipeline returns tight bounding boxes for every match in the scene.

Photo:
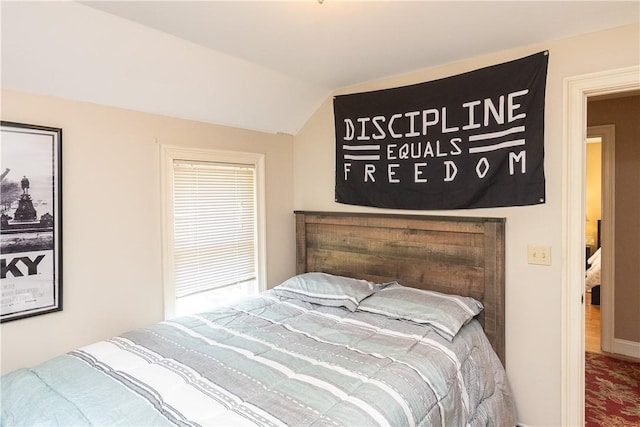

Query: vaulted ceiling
[2,1,638,135]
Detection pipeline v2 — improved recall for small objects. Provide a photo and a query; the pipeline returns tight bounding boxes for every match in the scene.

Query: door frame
[561,65,639,427]
[586,124,615,355]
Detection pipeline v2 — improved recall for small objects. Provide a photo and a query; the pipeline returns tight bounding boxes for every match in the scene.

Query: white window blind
[173,160,257,299]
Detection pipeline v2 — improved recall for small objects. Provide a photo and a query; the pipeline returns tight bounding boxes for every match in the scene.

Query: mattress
[1,274,517,426]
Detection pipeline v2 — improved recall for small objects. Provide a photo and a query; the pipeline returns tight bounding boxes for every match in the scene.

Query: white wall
[0,89,296,374]
[293,24,639,426]
[0,1,327,136]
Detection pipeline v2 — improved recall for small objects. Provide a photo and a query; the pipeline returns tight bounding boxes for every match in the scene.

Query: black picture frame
[1,121,62,322]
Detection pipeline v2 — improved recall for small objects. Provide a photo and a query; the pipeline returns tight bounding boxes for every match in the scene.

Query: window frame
[160,145,267,319]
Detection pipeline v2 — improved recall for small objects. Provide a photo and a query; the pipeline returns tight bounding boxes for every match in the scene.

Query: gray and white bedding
[1,273,517,426]
[585,247,601,290]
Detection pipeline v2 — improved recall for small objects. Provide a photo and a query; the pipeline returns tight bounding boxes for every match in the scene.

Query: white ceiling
[2,1,639,135]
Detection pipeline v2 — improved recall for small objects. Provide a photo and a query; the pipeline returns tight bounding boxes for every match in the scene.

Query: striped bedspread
[1,291,517,426]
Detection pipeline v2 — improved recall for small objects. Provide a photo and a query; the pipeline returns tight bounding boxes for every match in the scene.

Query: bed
[585,247,601,305]
[585,247,601,291]
[585,220,602,304]
[0,211,516,426]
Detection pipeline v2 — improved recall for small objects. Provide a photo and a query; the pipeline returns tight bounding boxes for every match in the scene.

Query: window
[161,146,266,318]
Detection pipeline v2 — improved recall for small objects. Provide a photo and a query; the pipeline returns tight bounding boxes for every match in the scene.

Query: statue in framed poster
[0,121,62,323]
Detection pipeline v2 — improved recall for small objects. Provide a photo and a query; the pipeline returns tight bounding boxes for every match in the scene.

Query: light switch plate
[528,245,551,265]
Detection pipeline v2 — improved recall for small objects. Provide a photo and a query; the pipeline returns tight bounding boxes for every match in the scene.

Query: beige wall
[588,95,640,343]
[293,24,639,426]
[0,89,296,374]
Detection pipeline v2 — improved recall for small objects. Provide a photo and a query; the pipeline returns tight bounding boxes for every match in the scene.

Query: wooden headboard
[295,211,507,366]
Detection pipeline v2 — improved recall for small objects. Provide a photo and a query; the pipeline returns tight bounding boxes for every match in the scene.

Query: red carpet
[585,352,640,427]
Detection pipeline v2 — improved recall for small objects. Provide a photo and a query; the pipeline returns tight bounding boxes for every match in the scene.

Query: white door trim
[562,66,639,427]
[586,124,615,354]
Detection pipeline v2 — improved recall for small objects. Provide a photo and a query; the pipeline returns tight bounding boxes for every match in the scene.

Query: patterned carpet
[585,352,640,427]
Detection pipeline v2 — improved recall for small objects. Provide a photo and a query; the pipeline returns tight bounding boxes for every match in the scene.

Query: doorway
[584,123,615,355]
[562,65,639,427]
[584,131,602,354]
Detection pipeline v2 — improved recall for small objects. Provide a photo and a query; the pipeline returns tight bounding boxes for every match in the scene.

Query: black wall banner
[334,51,549,210]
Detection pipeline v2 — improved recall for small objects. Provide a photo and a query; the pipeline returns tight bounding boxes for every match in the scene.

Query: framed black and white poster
[1,121,62,322]
[334,51,549,210]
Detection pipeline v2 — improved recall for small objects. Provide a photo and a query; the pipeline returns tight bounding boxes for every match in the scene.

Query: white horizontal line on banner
[469,126,525,141]
[342,145,381,151]
[344,155,382,161]
[468,139,526,154]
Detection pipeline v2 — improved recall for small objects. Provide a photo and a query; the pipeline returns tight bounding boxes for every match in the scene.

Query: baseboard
[613,338,640,359]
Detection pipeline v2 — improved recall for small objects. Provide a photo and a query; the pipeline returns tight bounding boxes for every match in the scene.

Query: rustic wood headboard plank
[294,211,507,366]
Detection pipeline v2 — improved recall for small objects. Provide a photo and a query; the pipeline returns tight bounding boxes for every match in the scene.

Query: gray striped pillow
[358,285,483,340]
[273,272,375,311]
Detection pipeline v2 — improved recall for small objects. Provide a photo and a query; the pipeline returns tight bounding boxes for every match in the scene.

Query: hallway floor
[585,291,601,354]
